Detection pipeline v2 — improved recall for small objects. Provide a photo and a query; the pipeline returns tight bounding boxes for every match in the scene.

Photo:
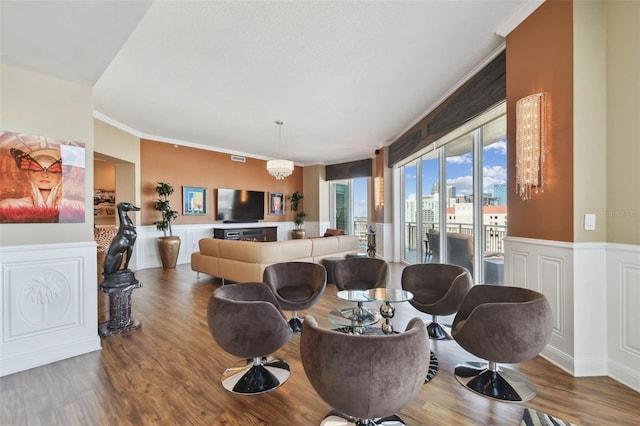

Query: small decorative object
[99,202,142,337]
[154,182,180,269]
[269,192,284,215]
[182,186,207,215]
[366,226,376,258]
[289,191,307,239]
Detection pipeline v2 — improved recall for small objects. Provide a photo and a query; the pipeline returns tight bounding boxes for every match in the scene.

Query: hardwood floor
[1,263,638,425]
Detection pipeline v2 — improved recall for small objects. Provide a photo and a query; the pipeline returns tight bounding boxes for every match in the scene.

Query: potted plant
[289,191,308,239]
[153,182,180,269]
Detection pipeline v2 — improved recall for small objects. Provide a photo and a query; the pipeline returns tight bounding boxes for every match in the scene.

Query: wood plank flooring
[1,263,638,425]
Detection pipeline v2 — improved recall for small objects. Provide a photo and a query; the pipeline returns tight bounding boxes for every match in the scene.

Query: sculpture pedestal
[367,231,376,258]
[99,272,142,337]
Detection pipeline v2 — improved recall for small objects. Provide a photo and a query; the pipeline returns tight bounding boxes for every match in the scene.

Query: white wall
[0,65,100,376]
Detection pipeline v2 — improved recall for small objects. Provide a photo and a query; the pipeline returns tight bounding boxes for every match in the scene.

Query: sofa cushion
[218,239,313,264]
[198,237,221,257]
[311,236,340,257]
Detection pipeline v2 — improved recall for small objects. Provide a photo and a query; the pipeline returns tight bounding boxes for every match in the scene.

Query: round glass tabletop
[336,290,369,303]
[364,288,414,303]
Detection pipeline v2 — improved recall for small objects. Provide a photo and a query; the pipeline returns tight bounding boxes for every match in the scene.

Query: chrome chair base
[454,361,537,402]
[221,356,290,395]
[321,410,407,425]
[289,316,303,333]
[426,321,453,340]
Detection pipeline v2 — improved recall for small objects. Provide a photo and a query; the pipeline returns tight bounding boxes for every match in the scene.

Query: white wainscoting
[0,242,101,377]
[606,243,640,392]
[375,222,393,262]
[505,237,640,392]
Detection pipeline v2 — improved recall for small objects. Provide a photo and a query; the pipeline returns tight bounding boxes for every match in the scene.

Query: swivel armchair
[207,282,292,394]
[401,263,472,340]
[333,257,389,291]
[300,315,429,425]
[333,257,388,324]
[452,285,553,402]
[263,262,327,333]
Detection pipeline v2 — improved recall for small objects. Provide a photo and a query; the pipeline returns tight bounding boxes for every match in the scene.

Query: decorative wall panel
[539,256,564,335]
[6,260,80,339]
[621,263,640,355]
[606,244,640,392]
[0,242,100,377]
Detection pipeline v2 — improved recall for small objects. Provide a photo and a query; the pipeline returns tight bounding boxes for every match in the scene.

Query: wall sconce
[374,176,384,209]
[516,92,547,200]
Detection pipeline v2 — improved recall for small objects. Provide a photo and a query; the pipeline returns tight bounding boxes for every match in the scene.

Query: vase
[158,236,181,269]
[291,229,306,240]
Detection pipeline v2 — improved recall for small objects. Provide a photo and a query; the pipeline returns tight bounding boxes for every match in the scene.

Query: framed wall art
[183,186,207,215]
[0,130,86,223]
[269,192,284,215]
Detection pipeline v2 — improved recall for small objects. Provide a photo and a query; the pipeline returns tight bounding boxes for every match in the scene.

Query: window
[330,177,369,246]
[399,105,506,284]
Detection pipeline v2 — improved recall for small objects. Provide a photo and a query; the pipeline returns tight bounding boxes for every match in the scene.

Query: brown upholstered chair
[401,263,473,340]
[333,257,389,291]
[300,315,429,425]
[333,257,388,324]
[263,262,327,333]
[452,285,553,402]
[207,282,292,394]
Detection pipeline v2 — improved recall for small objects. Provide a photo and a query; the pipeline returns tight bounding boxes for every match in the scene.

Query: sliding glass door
[398,107,506,284]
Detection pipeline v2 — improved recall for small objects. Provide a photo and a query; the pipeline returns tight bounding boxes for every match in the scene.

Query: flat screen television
[216,188,265,222]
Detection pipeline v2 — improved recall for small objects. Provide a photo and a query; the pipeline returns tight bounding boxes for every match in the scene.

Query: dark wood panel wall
[325,158,372,181]
[388,51,506,167]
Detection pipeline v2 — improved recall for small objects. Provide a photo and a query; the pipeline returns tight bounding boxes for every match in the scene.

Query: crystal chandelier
[516,92,547,200]
[267,121,294,180]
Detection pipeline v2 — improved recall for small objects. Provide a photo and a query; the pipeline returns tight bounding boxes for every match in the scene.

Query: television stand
[223,220,259,224]
[213,226,277,242]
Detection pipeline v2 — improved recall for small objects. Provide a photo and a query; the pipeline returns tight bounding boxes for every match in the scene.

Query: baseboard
[540,345,576,376]
[607,358,640,393]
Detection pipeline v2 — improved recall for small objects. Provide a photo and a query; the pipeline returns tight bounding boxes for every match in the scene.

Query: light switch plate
[584,213,596,230]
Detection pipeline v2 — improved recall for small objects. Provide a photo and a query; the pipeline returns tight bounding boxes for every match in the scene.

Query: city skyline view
[406,138,507,203]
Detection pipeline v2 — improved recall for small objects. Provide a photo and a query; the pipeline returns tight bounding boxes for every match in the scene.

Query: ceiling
[1,1,542,166]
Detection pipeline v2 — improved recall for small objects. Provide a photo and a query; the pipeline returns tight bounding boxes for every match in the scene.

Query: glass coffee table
[328,290,380,335]
[364,288,414,335]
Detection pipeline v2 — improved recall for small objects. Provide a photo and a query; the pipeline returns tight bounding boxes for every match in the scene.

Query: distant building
[494,183,507,205]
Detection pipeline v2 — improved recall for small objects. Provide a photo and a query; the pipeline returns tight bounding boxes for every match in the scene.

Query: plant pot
[291,229,306,240]
[158,236,181,269]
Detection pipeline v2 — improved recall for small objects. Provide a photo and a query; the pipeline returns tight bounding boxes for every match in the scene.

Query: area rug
[521,408,578,426]
[425,350,438,383]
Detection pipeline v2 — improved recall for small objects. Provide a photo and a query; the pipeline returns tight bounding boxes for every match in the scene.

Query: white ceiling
[1,1,542,166]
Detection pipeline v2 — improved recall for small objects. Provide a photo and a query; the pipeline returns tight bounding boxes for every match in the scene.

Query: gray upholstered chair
[263,262,327,333]
[300,315,429,425]
[207,282,292,394]
[401,263,473,340]
[333,257,389,291]
[452,285,553,402]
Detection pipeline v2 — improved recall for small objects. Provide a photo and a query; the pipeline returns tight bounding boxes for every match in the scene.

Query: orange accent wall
[506,0,574,242]
[140,139,302,226]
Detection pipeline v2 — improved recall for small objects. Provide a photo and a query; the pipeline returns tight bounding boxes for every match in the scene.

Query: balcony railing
[352,219,506,262]
[404,222,507,256]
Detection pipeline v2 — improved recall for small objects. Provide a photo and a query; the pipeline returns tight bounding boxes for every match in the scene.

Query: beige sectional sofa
[191,235,360,283]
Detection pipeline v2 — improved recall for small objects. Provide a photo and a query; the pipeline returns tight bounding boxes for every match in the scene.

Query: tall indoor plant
[154,182,180,269]
[289,191,308,239]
